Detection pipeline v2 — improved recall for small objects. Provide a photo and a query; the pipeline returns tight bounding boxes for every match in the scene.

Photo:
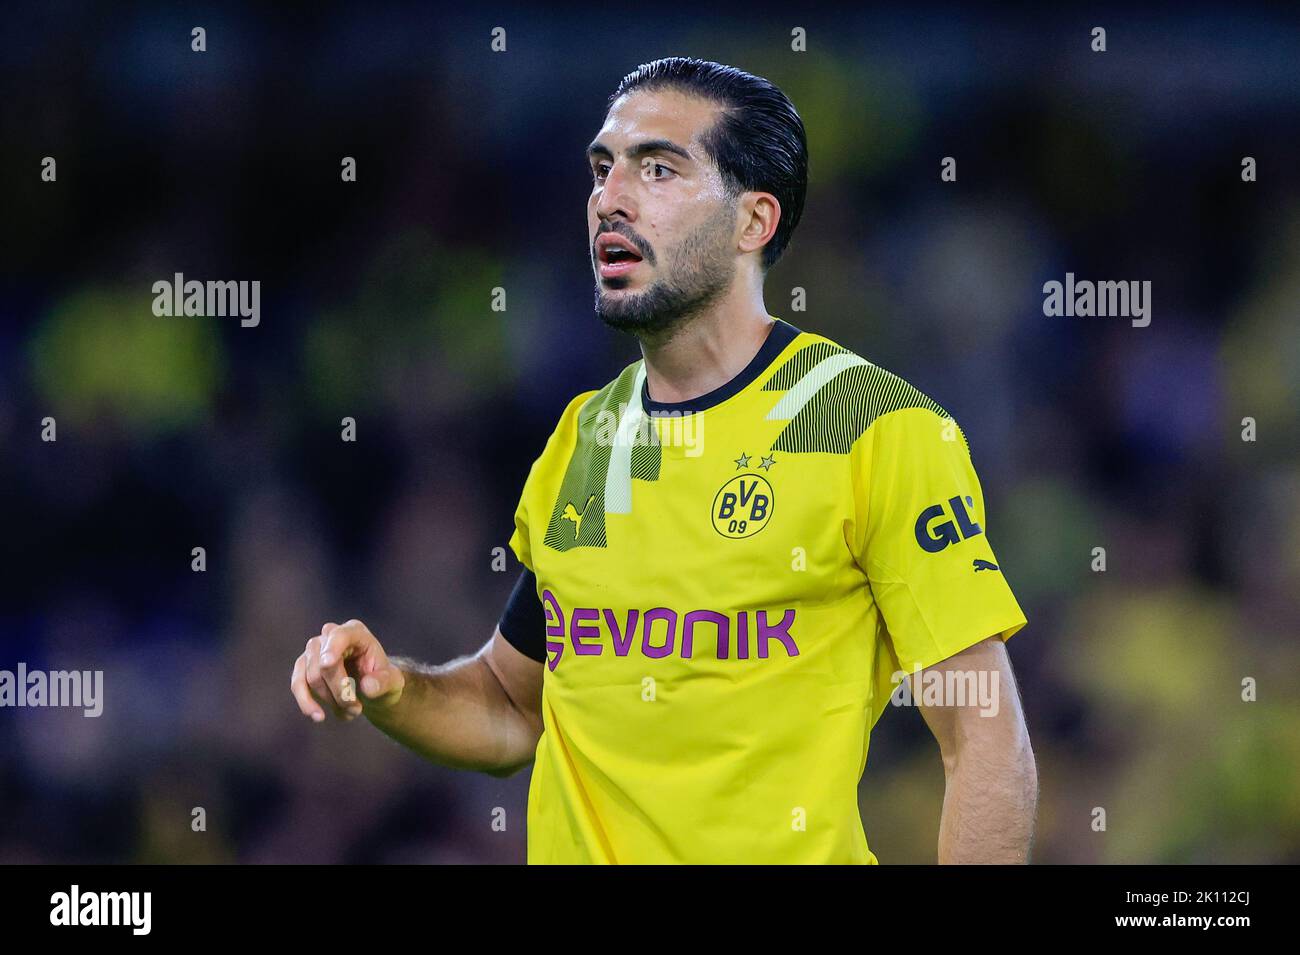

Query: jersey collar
[640,318,801,416]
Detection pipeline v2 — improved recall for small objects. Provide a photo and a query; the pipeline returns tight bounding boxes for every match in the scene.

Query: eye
[642,161,676,181]
[592,161,611,182]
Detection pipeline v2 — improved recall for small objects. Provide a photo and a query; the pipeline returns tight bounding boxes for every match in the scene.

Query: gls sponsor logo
[915,495,983,552]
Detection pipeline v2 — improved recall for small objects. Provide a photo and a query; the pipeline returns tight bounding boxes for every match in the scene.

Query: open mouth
[596,234,645,280]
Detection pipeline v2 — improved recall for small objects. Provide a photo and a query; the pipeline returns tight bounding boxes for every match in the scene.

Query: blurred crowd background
[1,3,1297,864]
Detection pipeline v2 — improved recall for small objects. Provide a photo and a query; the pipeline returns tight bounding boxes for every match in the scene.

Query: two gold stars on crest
[734,451,776,471]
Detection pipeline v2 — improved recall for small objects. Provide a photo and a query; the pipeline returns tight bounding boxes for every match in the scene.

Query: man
[290,57,1037,864]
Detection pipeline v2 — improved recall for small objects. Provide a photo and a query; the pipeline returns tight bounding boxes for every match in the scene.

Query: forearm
[937,735,1038,863]
[366,652,540,776]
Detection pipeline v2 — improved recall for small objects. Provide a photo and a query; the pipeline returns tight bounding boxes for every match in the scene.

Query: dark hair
[609,57,808,270]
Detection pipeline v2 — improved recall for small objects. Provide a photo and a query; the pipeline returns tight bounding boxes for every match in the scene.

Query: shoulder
[761,327,966,456]
[531,358,644,464]
[567,358,644,425]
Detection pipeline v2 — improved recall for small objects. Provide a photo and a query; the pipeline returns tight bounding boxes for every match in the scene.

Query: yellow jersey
[501,318,1027,863]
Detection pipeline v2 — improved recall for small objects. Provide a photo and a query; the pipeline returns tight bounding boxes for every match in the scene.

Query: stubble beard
[594,206,737,342]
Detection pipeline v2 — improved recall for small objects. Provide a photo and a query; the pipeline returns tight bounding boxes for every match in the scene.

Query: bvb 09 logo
[712,474,774,539]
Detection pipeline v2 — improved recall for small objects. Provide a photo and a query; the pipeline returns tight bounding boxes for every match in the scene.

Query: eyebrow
[586,138,694,164]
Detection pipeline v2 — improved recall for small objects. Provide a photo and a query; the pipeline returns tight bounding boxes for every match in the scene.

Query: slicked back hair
[608,57,808,270]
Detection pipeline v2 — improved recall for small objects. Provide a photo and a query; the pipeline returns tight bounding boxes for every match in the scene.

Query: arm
[290,620,544,777]
[916,635,1038,863]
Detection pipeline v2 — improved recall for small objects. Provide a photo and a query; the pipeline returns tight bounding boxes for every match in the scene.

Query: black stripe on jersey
[541,362,661,552]
[770,362,967,455]
[760,340,847,390]
[630,442,660,481]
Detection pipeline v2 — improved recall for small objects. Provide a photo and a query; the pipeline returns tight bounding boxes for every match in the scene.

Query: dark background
[0,3,1297,863]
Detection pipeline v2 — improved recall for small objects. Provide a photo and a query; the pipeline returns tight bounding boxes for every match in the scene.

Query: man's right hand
[290,619,406,722]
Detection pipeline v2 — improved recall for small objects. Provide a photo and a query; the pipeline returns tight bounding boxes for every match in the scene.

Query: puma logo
[972,558,1000,572]
[561,494,597,540]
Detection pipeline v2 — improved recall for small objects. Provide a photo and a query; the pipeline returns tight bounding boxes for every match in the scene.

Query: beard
[594,206,736,339]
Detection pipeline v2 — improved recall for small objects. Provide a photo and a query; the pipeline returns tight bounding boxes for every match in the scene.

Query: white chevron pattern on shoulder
[765,352,869,420]
[603,362,647,514]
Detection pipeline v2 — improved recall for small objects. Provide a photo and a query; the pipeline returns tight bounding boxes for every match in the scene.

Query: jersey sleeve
[851,407,1027,676]
[500,389,598,662]
[507,389,597,572]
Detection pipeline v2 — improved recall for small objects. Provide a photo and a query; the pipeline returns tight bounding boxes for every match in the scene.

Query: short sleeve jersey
[502,318,1027,864]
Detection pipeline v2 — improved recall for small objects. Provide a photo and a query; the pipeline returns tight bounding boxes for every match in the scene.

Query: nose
[594,160,638,224]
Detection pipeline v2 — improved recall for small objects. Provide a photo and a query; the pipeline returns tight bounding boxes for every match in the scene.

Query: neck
[638,283,774,405]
